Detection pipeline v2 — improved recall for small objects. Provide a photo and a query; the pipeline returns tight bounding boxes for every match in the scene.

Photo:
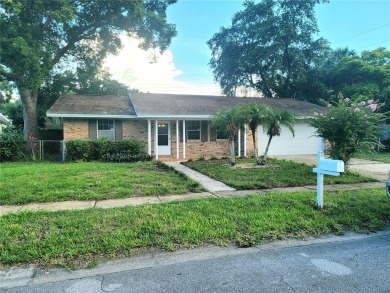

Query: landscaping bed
[0,161,203,205]
[1,187,389,269]
[184,158,376,189]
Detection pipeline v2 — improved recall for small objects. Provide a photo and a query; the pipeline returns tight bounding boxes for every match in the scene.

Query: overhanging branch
[0,67,21,82]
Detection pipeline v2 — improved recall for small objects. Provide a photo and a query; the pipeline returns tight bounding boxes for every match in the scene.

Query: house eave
[137,114,213,120]
[47,113,138,119]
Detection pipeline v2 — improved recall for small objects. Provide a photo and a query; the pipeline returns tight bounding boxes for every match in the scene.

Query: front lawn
[0,161,203,205]
[184,158,376,190]
[1,188,389,269]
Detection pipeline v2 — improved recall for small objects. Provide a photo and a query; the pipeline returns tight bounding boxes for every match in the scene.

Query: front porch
[146,119,252,161]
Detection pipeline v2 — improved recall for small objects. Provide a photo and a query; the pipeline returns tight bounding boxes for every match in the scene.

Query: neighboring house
[47,93,325,160]
[0,113,10,132]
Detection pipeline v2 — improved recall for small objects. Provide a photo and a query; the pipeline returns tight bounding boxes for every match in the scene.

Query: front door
[157,121,171,155]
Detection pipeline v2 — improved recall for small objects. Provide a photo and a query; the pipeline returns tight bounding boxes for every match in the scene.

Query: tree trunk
[261,135,273,164]
[20,89,39,139]
[251,128,259,164]
[229,139,236,166]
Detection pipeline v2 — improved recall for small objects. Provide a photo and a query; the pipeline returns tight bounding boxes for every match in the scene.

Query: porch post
[155,120,158,160]
[238,127,241,157]
[147,119,152,156]
[244,124,247,157]
[176,119,179,159]
[182,120,186,159]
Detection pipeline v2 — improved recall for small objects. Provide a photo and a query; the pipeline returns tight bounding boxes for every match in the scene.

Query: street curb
[1,230,389,290]
[0,265,35,290]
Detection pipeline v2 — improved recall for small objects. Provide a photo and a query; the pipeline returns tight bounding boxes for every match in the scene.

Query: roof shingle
[47,93,325,118]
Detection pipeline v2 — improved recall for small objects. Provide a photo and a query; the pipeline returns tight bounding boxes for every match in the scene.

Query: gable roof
[47,94,136,118]
[129,93,324,118]
[47,93,325,119]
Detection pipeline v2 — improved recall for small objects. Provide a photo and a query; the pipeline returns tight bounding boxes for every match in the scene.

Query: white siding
[258,122,323,155]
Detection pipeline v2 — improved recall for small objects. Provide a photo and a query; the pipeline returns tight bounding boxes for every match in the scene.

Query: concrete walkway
[1,158,387,216]
[0,182,383,216]
[165,162,236,192]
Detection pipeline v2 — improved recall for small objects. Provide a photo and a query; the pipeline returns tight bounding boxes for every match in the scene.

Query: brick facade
[63,118,257,159]
[63,119,89,141]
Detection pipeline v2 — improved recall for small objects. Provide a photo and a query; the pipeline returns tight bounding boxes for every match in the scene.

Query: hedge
[65,139,152,162]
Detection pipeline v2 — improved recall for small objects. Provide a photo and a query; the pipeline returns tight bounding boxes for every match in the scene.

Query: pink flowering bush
[310,94,385,166]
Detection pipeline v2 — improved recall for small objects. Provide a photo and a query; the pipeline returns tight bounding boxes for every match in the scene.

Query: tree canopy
[0,0,177,137]
[323,48,390,113]
[2,69,136,131]
[207,0,329,100]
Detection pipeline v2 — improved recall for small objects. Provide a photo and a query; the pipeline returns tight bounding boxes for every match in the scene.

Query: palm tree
[211,106,244,166]
[240,103,271,164]
[261,109,296,164]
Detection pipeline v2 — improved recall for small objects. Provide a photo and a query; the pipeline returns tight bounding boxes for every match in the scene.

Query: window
[97,119,115,140]
[186,121,201,140]
[216,129,228,140]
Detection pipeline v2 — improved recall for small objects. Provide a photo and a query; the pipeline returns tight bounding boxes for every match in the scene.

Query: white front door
[157,121,171,155]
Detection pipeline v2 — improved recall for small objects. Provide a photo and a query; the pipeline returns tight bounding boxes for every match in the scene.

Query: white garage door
[258,122,323,155]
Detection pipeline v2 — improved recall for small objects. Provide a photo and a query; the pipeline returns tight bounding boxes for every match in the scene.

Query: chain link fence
[38,140,65,161]
[21,140,65,162]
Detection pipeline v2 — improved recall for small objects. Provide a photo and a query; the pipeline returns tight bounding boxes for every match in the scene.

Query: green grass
[354,151,390,163]
[184,158,376,190]
[1,188,389,269]
[0,161,203,205]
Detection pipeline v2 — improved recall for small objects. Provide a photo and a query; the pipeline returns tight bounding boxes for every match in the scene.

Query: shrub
[101,152,152,163]
[0,128,29,162]
[310,95,386,166]
[65,139,149,162]
[65,140,94,161]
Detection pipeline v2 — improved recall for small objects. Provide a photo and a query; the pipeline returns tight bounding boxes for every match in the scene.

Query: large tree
[324,48,390,113]
[207,0,329,101]
[0,0,176,138]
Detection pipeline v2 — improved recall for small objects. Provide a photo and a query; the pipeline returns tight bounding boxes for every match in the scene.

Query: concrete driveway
[272,155,390,181]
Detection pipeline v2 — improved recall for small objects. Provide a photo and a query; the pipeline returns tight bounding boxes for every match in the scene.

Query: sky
[105,0,390,96]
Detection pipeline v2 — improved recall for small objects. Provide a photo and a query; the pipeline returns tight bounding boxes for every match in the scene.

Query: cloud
[104,36,222,95]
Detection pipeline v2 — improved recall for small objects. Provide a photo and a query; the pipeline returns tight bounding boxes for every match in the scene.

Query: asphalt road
[3,231,390,293]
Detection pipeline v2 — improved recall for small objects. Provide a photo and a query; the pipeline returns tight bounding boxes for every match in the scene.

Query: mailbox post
[313,151,344,209]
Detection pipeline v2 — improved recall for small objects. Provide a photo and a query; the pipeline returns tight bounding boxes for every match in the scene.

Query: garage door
[258,122,323,155]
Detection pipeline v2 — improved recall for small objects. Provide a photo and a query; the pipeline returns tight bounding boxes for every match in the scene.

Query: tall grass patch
[1,188,389,269]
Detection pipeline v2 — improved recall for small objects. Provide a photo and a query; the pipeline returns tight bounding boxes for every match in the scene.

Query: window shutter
[201,121,208,142]
[210,122,216,141]
[89,120,97,140]
[115,120,123,141]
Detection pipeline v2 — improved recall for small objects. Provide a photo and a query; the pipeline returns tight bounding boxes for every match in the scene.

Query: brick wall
[63,119,89,141]
[122,120,148,141]
[63,119,258,159]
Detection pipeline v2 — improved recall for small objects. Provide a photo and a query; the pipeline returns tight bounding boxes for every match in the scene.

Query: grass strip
[0,161,203,205]
[184,158,376,189]
[1,187,389,269]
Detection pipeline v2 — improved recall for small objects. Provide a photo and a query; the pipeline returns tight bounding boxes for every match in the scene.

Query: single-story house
[47,93,325,160]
